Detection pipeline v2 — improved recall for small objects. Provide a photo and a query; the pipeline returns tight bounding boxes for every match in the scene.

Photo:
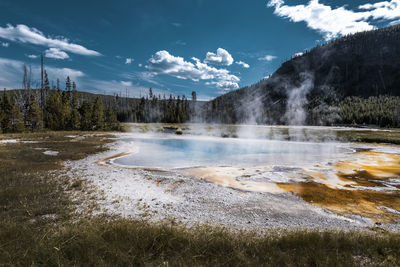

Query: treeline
[202,91,400,128]
[338,96,400,127]
[0,68,120,133]
[115,89,200,123]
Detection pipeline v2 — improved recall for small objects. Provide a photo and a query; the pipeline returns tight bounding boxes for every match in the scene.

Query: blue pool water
[113,136,347,169]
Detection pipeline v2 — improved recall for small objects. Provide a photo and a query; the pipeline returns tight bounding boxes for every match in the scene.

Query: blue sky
[0,0,399,100]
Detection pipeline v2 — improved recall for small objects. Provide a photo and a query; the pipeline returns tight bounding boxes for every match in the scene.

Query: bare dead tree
[40,54,44,109]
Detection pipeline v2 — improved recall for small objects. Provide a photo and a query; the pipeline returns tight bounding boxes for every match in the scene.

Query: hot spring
[98,125,400,223]
[111,135,350,169]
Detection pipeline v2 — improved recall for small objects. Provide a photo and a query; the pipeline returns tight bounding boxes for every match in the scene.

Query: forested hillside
[201,25,400,127]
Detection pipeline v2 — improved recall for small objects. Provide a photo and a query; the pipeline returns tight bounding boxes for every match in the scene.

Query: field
[1,129,400,266]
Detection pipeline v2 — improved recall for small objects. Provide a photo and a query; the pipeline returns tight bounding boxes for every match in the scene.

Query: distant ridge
[202,25,400,125]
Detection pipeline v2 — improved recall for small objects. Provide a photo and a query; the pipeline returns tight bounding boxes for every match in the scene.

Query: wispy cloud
[121,71,163,87]
[45,48,69,59]
[0,24,101,56]
[26,54,38,59]
[120,81,132,86]
[236,61,250,68]
[174,40,186,46]
[146,50,240,90]
[267,0,400,40]
[204,48,234,66]
[171,22,182,27]
[258,55,276,61]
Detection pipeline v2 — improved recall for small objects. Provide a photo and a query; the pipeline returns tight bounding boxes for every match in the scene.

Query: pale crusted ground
[65,133,400,231]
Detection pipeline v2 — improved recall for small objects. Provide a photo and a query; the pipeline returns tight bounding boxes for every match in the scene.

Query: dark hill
[202,25,400,126]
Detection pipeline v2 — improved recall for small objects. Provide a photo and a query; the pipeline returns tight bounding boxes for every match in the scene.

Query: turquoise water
[113,136,346,169]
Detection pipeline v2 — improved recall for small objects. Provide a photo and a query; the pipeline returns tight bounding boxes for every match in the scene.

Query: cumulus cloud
[204,48,234,66]
[258,55,277,61]
[45,48,69,59]
[125,58,133,64]
[267,0,400,40]
[236,61,250,68]
[146,50,240,90]
[27,54,38,59]
[1,42,9,47]
[0,24,101,56]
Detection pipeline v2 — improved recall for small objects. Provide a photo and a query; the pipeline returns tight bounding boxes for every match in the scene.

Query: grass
[1,130,400,266]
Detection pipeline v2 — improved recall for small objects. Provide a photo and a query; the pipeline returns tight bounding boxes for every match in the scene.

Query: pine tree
[91,97,104,130]
[10,105,24,132]
[69,108,80,130]
[105,107,119,130]
[44,90,63,130]
[44,71,50,91]
[61,91,71,129]
[0,95,3,133]
[79,101,93,130]
[66,76,71,91]
[68,88,80,130]
[1,90,13,132]
[25,94,43,131]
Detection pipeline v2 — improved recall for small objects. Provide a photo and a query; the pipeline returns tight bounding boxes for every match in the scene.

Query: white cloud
[0,57,84,89]
[45,48,69,59]
[359,0,400,20]
[146,50,240,90]
[389,19,400,26]
[1,42,9,47]
[0,24,101,56]
[80,79,161,97]
[45,66,84,81]
[267,0,400,40]
[120,81,132,86]
[236,61,250,68]
[138,63,143,67]
[204,48,234,66]
[27,54,38,59]
[125,58,133,64]
[293,52,304,57]
[258,55,277,61]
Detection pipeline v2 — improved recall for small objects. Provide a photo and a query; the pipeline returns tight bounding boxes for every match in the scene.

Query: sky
[0,0,399,100]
